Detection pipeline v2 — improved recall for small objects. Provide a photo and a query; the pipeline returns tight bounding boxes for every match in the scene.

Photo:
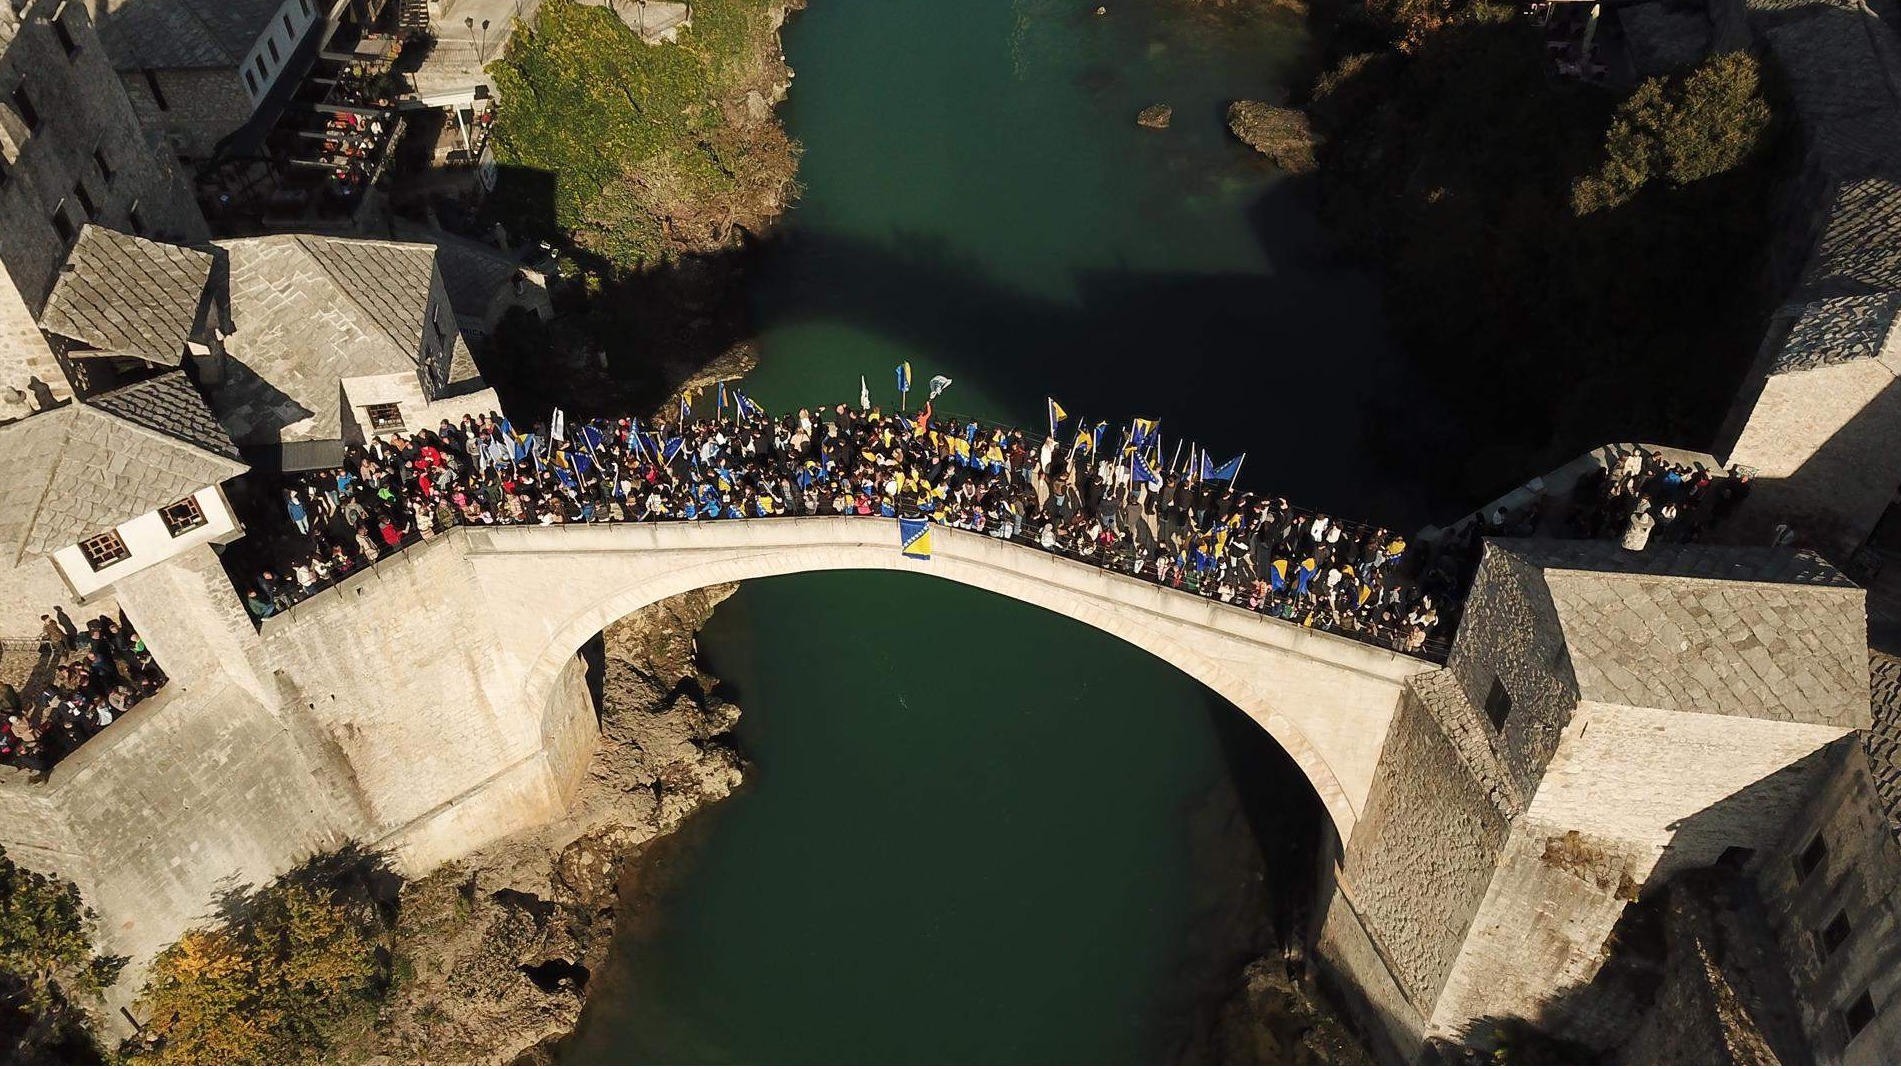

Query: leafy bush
[123,848,396,1065]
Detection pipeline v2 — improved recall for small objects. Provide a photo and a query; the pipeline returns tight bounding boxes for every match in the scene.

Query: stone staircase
[400,0,431,37]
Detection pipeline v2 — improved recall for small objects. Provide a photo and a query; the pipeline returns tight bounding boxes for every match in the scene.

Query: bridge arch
[465,519,1424,843]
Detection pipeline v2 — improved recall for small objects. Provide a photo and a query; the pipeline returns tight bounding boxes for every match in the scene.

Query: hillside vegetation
[489,0,800,269]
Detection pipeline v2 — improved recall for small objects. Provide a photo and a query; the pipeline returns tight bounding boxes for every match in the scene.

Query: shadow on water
[482,160,1758,539]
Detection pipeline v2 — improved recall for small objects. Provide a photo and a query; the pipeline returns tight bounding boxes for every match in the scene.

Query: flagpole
[1231,453,1246,487]
[1169,438,1182,475]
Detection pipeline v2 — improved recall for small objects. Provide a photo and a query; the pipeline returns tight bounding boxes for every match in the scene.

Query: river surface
[563,0,1412,1061]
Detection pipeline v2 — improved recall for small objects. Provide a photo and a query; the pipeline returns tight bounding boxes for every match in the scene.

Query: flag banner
[928,375,952,400]
[550,408,566,442]
[678,395,691,422]
[1132,450,1158,485]
[896,362,913,394]
[859,376,871,409]
[717,381,729,414]
[1131,417,1158,448]
[1091,421,1109,451]
[1209,453,1244,482]
[899,517,932,560]
[1047,397,1068,437]
[663,437,685,463]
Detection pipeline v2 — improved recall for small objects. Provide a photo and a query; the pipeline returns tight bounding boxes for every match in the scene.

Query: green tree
[1573,51,1773,213]
[0,846,122,1062]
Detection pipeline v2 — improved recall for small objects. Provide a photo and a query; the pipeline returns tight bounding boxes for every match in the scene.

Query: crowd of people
[234,401,1465,657]
[1,610,166,772]
[1445,446,1754,550]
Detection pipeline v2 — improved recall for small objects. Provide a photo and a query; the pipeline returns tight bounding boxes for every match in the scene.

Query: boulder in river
[1226,100,1317,174]
[1137,104,1173,129]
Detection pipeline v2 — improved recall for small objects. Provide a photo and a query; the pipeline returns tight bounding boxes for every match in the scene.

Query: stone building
[1745,652,1901,1062]
[33,221,497,470]
[0,370,245,635]
[0,0,206,424]
[83,0,338,162]
[1319,539,1869,1057]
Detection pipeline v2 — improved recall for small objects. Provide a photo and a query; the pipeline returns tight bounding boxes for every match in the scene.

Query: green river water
[562,0,1414,1061]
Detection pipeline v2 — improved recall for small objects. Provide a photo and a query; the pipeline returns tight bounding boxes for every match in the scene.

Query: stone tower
[1318,539,1869,1056]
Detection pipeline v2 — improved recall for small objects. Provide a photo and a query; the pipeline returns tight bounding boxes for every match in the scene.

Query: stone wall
[1755,738,1901,1062]
[1333,679,1509,1019]
[0,0,206,311]
[1444,544,1578,798]
[116,67,250,165]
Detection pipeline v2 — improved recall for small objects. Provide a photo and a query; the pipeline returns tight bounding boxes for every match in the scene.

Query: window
[283,13,295,36]
[142,69,168,110]
[78,531,130,571]
[50,202,74,245]
[1845,990,1876,1040]
[300,0,312,15]
[160,496,207,537]
[267,39,280,64]
[365,403,404,431]
[0,156,9,192]
[244,69,258,96]
[73,182,96,220]
[255,54,268,79]
[53,13,79,58]
[93,146,114,183]
[1821,911,1852,958]
[1484,675,1512,731]
[10,82,40,132]
[1797,834,1829,881]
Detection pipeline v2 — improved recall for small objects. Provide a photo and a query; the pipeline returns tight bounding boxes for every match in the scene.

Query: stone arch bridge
[0,518,1871,1055]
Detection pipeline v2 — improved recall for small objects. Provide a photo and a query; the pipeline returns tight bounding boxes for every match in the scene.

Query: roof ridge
[10,409,79,569]
[296,234,435,361]
[1539,565,1861,595]
[169,0,243,64]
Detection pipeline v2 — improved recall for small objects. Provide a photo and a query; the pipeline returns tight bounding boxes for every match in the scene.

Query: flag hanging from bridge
[899,517,932,560]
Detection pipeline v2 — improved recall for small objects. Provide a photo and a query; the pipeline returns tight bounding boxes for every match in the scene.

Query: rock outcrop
[332,586,745,1064]
[1138,104,1174,129]
[1226,100,1317,174]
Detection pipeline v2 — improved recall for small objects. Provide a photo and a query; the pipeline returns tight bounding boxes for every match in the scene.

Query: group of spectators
[235,402,1461,656]
[1,609,165,772]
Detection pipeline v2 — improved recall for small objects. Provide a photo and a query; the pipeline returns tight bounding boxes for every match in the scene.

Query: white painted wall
[239,0,323,103]
[49,485,240,599]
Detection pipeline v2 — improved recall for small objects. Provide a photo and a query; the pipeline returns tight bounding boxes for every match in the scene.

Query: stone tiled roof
[86,370,240,460]
[1490,540,1869,728]
[39,226,214,365]
[94,0,290,71]
[1798,176,1901,299]
[1762,11,1901,126]
[1771,293,1901,373]
[1618,3,1713,78]
[209,235,459,445]
[1867,651,1901,834]
[0,402,246,567]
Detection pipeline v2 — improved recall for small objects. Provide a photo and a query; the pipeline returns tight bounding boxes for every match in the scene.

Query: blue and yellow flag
[899,517,932,560]
[1047,397,1068,437]
[896,362,913,395]
[1131,417,1158,449]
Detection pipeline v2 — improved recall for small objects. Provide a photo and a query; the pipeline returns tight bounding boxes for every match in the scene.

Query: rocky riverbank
[328,587,746,1065]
